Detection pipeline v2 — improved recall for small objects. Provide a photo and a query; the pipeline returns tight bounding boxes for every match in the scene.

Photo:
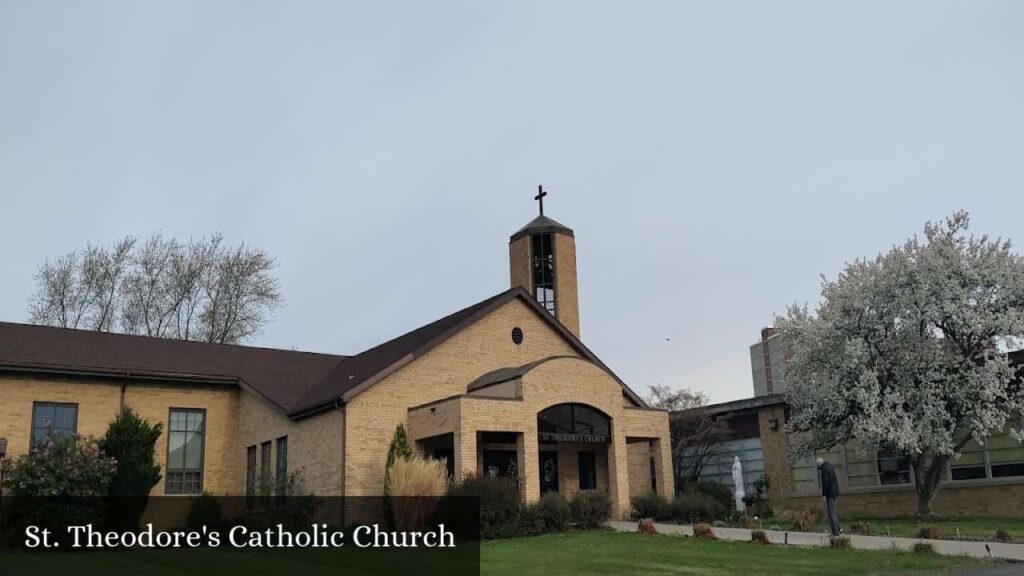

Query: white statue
[732,456,746,512]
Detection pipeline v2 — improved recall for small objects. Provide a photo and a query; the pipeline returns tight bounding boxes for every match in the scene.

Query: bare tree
[646,384,732,492]
[29,233,282,344]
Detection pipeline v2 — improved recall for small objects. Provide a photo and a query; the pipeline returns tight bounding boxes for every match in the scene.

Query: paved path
[606,520,1024,562]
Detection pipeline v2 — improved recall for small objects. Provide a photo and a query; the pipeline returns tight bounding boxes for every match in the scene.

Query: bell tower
[509,186,580,338]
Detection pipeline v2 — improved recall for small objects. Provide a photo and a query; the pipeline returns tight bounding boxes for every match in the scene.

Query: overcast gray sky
[1,1,1022,403]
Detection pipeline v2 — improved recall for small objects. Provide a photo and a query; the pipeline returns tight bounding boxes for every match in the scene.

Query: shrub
[101,407,163,495]
[750,529,771,545]
[0,435,117,548]
[537,492,571,532]
[829,536,852,549]
[918,525,942,540]
[779,508,822,532]
[448,474,521,539]
[994,529,1012,543]
[736,515,757,529]
[638,518,658,535]
[383,425,414,495]
[571,490,612,529]
[631,492,669,520]
[101,407,164,531]
[851,521,871,535]
[2,435,116,497]
[912,542,935,554]
[185,492,225,531]
[693,522,716,540]
[517,503,547,537]
[670,493,727,524]
[694,481,734,512]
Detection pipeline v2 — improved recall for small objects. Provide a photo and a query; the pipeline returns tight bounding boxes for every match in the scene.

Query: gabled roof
[0,287,646,419]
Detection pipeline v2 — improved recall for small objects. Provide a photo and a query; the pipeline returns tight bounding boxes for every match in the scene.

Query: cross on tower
[534,185,548,216]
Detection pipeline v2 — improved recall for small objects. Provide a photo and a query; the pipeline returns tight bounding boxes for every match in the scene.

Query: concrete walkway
[606,520,1024,562]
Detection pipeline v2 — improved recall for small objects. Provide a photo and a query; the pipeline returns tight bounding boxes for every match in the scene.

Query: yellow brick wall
[372,338,675,518]
[236,393,345,496]
[553,232,580,338]
[345,298,583,497]
[0,374,239,496]
[509,236,531,295]
[123,383,239,495]
[627,441,653,500]
[0,375,122,459]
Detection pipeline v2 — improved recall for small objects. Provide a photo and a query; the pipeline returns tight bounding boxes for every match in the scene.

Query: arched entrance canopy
[537,403,611,443]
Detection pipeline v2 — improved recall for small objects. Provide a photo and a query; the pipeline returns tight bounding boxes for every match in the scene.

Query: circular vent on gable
[511,327,524,345]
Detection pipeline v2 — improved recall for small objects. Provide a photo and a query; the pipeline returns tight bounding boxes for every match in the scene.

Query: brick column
[454,427,477,480]
[606,431,631,519]
[652,438,675,497]
[519,428,540,503]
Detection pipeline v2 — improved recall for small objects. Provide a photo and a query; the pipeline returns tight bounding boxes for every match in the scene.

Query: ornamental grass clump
[850,521,871,535]
[750,530,771,545]
[829,536,852,550]
[918,525,943,540]
[994,529,1012,543]
[388,456,448,531]
[692,523,716,540]
[912,542,936,554]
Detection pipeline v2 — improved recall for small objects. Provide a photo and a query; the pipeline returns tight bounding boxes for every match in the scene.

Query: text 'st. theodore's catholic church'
[0,194,673,517]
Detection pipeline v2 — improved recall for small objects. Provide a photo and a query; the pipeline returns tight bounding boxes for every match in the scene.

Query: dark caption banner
[0,496,480,576]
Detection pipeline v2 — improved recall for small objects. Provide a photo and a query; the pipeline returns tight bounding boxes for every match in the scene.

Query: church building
[0,199,673,518]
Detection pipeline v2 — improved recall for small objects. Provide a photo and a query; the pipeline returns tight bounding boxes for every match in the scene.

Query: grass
[481,531,984,576]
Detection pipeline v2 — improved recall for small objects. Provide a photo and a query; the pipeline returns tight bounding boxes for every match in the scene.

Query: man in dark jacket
[817,457,842,536]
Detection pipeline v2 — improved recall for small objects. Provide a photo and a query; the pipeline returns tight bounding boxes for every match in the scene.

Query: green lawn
[481,531,985,576]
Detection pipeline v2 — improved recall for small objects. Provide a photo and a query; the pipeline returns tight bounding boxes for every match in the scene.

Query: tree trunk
[913,452,950,521]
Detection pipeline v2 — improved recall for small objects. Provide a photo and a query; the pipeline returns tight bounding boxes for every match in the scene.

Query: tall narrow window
[166,409,205,494]
[531,233,556,315]
[246,445,257,496]
[260,441,272,494]
[275,436,288,494]
[578,451,597,490]
[31,402,78,446]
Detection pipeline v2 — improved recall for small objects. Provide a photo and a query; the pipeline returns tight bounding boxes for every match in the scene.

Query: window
[537,403,611,443]
[877,450,911,485]
[986,419,1024,478]
[531,233,556,316]
[166,409,205,494]
[31,402,78,445]
[260,441,272,493]
[275,437,288,494]
[951,417,1024,480]
[578,451,597,490]
[246,445,257,496]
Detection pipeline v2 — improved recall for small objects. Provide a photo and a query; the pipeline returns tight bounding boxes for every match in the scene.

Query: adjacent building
[693,330,1024,517]
[0,205,673,518]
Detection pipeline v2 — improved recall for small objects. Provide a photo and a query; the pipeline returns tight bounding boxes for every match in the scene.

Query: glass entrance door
[539,451,559,493]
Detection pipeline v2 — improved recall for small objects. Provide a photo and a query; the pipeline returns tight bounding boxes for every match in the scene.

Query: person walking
[817,457,842,536]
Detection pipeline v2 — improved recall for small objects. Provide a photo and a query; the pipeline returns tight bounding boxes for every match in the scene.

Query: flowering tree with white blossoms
[777,212,1024,519]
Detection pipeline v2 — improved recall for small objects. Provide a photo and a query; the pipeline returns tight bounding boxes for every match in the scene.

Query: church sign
[538,432,610,444]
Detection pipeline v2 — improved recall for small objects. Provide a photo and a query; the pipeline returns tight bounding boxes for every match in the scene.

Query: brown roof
[0,287,645,419]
